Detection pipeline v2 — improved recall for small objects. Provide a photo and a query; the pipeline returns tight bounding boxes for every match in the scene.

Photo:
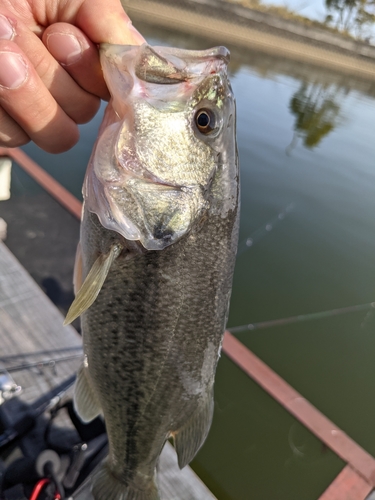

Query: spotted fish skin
[74,44,239,500]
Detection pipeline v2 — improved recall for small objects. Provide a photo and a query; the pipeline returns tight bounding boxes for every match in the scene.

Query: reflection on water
[6,20,375,500]
[288,82,343,150]
[287,422,329,465]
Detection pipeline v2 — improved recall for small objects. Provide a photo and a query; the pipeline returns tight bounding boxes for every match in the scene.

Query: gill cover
[84,44,235,250]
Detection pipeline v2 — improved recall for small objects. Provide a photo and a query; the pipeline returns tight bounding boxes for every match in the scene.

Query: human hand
[0,0,145,153]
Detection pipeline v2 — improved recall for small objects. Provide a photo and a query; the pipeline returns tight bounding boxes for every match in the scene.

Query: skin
[0,0,145,153]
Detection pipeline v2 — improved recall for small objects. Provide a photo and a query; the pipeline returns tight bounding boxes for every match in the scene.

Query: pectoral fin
[173,388,214,469]
[74,364,102,423]
[64,244,122,325]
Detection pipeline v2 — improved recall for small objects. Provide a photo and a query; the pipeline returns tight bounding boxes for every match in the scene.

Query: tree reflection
[324,0,375,40]
[288,82,344,151]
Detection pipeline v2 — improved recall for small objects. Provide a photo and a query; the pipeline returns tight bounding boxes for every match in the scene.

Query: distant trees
[325,0,375,39]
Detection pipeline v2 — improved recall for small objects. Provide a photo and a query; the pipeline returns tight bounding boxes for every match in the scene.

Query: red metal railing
[1,146,374,500]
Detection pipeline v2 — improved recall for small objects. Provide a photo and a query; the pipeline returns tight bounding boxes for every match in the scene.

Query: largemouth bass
[65,43,239,500]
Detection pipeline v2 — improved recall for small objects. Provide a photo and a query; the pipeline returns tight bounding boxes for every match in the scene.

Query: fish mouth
[100,43,230,85]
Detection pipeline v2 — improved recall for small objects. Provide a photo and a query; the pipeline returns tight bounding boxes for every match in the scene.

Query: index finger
[74,0,145,45]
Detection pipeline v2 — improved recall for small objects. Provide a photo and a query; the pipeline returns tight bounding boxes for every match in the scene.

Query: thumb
[75,0,145,45]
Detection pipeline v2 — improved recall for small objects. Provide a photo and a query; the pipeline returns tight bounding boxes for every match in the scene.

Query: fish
[65,42,239,500]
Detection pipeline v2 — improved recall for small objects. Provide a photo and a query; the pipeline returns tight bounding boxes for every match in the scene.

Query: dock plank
[0,241,82,404]
[0,241,216,499]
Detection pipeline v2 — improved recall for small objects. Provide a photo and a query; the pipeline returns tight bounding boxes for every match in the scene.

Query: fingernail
[127,22,146,45]
[0,52,27,89]
[46,33,82,66]
[0,14,15,40]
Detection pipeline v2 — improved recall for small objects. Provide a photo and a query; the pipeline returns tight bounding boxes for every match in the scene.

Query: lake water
[18,21,375,500]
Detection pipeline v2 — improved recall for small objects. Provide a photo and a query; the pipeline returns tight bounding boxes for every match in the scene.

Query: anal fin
[174,388,214,469]
[74,364,102,423]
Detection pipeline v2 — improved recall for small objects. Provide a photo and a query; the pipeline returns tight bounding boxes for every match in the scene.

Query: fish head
[84,44,237,250]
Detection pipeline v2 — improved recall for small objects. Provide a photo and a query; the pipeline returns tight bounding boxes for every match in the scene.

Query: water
[17,22,375,500]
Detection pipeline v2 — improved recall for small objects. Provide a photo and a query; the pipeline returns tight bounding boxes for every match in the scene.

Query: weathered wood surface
[0,241,216,499]
[0,240,82,404]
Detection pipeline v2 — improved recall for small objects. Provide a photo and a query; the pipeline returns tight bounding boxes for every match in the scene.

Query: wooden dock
[0,240,216,499]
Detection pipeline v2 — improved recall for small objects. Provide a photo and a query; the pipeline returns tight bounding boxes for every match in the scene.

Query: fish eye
[195,109,216,134]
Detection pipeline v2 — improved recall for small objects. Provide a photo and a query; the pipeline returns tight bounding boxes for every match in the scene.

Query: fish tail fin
[92,462,159,500]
